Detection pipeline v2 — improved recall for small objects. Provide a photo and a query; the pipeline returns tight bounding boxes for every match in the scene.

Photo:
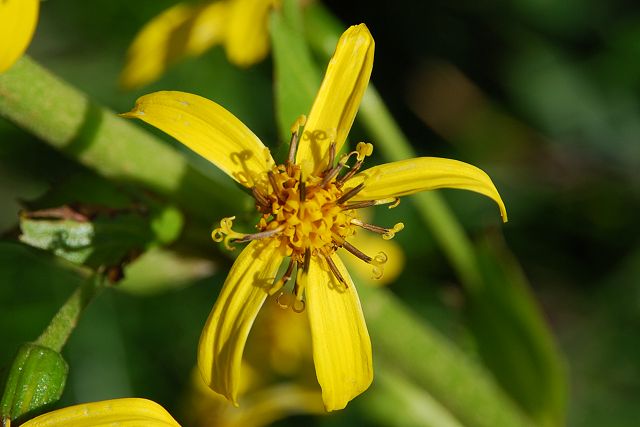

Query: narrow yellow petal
[0,0,39,73]
[305,255,373,411]
[121,91,275,187]
[20,398,180,427]
[347,157,508,222]
[119,2,227,90]
[295,24,374,176]
[198,239,284,405]
[224,0,277,67]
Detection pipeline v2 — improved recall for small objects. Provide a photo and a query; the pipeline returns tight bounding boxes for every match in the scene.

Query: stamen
[350,219,405,240]
[211,217,246,250]
[299,181,306,202]
[268,171,282,201]
[277,292,294,309]
[370,252,388,280]
[303,248,311,273]
[343,197,401,211]
[338,142,373,184]
[340,239,372,263]
[287,115,306,166]
[251,186,270,208]
[269,257,296,295]
[324,142,336,172]
[336,183,365,204]
[235,226,285,244]
[320,151,358,187]
[322,252,348,289]
[292,299,306,313]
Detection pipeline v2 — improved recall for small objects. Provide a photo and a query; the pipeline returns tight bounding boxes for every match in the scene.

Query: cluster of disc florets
[212,116,404,311]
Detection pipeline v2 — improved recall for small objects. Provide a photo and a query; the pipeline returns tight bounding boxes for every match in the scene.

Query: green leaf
[466,237,567,427]
[269,2,321,144]
[18,210,161,269]
[359,285,532,427]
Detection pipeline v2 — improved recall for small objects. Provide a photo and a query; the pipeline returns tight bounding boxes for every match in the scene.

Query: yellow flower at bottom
[122,24,507,411]
[0,0,39,73]
[17,398,180,427]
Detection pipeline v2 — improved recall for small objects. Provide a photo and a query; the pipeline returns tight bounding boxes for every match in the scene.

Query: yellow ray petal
[198,239,284,405]
[224,0,277,67]
[119,2,227,90]
[347,157,508,222]
[295,24,374,176]
[20,398,180,427]
[121,91,275,187]
[305,254,373,411]
[0,0,39,73]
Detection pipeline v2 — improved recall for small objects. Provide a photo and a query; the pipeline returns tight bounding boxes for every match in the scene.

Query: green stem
[0,57,244,222]
[35,275,104,352]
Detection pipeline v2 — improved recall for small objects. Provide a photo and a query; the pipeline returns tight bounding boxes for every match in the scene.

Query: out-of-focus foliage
[0,0,638,426]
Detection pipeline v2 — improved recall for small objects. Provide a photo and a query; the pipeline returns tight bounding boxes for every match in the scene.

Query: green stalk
[35,275,104,352]
[0,57,242,221]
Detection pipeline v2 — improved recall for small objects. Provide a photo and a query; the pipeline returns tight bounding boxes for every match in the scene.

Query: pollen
[212,119,405,310]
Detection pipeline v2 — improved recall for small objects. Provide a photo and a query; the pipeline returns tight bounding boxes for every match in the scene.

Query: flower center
[211,116,404,311]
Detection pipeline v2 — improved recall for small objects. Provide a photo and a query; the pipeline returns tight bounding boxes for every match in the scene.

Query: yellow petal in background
[225,0,277,67]
[348,157,508,222]
[305,255,373,411]
[119,2,227,90]
[340,230,405,287]
[198,240,284,405]
[20,398,181,427]
[121,91,275,187]
[0,0,39,73]
[296,24,374,175]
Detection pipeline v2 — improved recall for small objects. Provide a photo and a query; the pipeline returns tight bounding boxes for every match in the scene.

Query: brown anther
[325,142,336,172]
[287,131,299,168]
[320,164,342,187]
[303,248,311,273]
[337,159,364,184]
[234,226,285,244]
[342,200,377,210]
[336,183,365,204]
[340,240,373,263]
[251,187,270,208]
[267,171,282,201]
[350,219,389,234]
[323,252,348,288]
[299,181,306,202]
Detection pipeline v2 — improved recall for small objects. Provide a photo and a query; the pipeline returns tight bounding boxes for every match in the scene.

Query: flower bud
[1,343,68,424]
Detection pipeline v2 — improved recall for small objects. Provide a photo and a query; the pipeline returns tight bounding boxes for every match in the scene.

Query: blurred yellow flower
[0,0,39,73]
[18,398,181,427]
[122,24,507,411]
[120,0,279,89]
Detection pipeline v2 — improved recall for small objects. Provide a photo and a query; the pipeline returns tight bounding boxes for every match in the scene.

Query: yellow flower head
[120,0,279,89]
[0,0,39,73]
[122,24,507,411]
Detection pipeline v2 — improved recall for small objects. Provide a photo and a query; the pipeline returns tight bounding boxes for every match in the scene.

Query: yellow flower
[0,0,39,73]
[17,398,181,426]
[122,24,507,411]
[120,0,278,89]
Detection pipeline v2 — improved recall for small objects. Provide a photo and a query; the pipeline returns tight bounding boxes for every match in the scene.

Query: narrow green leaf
[360,285,532,427]
[467,237,567,427]
[269,3,321,144]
